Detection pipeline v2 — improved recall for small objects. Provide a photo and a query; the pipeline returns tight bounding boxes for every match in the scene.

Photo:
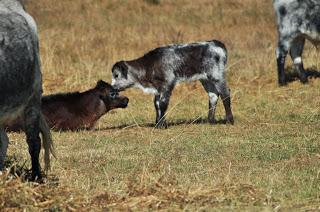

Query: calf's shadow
[96,117,229,131]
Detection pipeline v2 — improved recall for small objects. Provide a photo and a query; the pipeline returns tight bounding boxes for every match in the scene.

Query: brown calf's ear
[96,80,112,91]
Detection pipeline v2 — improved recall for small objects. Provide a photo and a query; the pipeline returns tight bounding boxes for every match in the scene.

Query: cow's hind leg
[24,101,42,181]
[0,128,9,174]
[290,37,308,84]
[200,80,219,124]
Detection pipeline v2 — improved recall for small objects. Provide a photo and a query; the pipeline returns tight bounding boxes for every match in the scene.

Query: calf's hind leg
[24,101,42,180]
[215,80,234,124]
[200,80,219,123]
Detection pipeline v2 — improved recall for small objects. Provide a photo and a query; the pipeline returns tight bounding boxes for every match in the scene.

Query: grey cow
[111,40,234,128]
[274,0,320,86]
[0,0,54,180]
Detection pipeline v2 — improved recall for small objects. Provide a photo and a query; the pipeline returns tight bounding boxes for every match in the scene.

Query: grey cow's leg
[24,102,42,181]
[200,80,219,124]
[0,128,9,173]
[276,40,290,86]
[290,37,308,84]
[154,91,172,129]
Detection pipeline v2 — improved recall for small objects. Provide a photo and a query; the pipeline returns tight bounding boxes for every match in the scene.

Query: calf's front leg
[154,93,171,129]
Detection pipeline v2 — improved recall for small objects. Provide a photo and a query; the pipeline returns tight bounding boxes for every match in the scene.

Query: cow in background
[274,0,320,86]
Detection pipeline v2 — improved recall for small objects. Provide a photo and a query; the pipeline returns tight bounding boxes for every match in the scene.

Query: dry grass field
[1,0,320,210]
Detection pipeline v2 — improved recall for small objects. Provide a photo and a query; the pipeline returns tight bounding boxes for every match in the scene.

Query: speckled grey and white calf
[0,0,54,180]
[274,0,320,86]
[111,40,234,128]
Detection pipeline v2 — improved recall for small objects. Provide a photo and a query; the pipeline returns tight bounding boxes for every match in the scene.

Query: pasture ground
[1,0,320,210]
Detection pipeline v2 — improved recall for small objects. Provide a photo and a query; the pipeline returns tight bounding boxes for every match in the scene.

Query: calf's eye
[110,92,118,98]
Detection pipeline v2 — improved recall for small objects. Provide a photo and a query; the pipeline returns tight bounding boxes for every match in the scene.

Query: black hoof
[208,118,216,124]
[29,171,43,182]
[226,116,234,125]
[155,120,168,129]
[278,81,287,86]
[29,176,44,183]
[300,76,308,84]
[278,75,287,86]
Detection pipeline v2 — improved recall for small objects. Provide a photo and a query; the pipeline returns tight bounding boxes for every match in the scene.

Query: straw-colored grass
[1,0,320,210]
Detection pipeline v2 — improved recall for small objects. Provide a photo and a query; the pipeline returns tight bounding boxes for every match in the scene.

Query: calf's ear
[96,80,111,91]
[118,61,128,79]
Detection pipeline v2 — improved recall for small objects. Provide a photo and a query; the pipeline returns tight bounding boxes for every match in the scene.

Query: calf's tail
[39,112,56,172]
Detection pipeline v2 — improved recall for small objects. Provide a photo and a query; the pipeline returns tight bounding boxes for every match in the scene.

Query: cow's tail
[39,112,56,172]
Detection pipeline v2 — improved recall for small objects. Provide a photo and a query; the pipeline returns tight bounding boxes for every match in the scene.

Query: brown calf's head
[95,80,129,111]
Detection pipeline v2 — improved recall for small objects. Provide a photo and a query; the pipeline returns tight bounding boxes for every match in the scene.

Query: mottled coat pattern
[111,40,234,128]
[274,0,320,85]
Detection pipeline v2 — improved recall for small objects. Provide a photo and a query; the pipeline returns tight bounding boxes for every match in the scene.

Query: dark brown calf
[6,80,129,131]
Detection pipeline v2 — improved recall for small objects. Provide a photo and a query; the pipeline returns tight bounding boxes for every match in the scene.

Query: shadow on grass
[96,117,229,131]
[285,67,320,84]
